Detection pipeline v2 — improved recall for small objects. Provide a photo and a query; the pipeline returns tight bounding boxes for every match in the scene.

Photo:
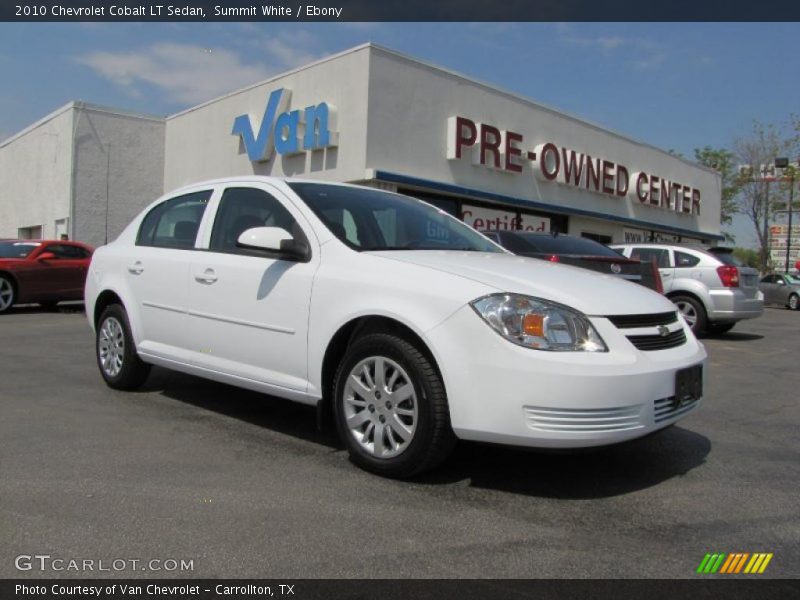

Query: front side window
[210,187,303,254]
[288,183,502,253]
[630,247,670,268]
[136,190,212,249]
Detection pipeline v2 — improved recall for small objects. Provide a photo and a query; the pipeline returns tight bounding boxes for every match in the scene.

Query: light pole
[775,158,796,273]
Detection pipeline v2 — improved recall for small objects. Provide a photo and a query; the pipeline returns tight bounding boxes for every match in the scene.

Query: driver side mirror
[237,227,310,262]
[37,252,56,261]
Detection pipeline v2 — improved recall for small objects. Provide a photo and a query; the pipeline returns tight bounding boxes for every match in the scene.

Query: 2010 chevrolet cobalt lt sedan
[85,177,707,477]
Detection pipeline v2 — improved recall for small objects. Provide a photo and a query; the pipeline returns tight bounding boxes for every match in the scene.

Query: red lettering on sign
[540,143,560,180]
[504,131,523,173]
[602,160,615,195]
[636,172,649,202]
[562,149,584,186]
[480,124,502,169]
[453,117,476,160]
[616,165,629,196]
[585,156,600,192]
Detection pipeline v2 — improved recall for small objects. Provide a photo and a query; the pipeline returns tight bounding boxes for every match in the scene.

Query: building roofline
[0,101,163,148]
[166,43,374,120]
[364,44,719,176]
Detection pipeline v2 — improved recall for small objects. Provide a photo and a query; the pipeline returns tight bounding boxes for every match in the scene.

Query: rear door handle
[128,261,144,275]
[194,268,218,284]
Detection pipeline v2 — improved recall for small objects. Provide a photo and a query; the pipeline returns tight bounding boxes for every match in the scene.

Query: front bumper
[425,305,707,448]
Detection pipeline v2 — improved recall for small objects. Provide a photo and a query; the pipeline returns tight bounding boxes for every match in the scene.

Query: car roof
[165,176,371,197]
[0,239,94,249]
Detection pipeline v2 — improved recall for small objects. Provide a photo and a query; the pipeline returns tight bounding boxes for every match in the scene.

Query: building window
[18,225,42,240]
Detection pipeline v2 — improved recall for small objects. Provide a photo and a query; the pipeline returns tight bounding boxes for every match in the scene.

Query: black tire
[96,304,151,390]
[789,294,800,311]
[671,294,707,335]
[0,275,16,314]
[706,322,735,335]
[333,332,456,478]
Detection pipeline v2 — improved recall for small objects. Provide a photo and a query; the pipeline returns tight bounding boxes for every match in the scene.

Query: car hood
[369,250,676,316]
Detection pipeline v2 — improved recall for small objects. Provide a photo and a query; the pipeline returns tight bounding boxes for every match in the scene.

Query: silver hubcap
[791,296,799,310]
[0,278,13,311]
[98,317,125,378]
[675,301,697,327]
[343,356,418,459]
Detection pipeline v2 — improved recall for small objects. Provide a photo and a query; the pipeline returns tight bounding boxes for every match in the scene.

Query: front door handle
[194,268,218,284]
[128,261,144,275]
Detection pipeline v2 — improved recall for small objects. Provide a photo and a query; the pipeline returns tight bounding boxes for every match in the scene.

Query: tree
[732,121,791,271]
[693,146,741,233]
[732,247,760,268]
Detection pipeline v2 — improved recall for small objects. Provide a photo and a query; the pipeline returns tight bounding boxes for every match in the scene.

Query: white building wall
[363,47,722,238]
[163,46,372,193]
[0,106,74,239]
[71,105,165,247]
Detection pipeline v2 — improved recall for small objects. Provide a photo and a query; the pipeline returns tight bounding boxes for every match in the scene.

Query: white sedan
[85,177,706,478]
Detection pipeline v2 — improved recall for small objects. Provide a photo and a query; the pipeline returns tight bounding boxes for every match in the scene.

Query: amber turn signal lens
[522,313,545,337]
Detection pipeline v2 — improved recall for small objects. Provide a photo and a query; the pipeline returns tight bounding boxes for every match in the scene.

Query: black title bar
[3,1,800,22]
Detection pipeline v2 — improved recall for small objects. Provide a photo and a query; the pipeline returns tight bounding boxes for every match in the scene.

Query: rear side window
[41,244,89,259]
[709,248,744,267]
[674,251,700,268]
[209,187,303,254]
[137,191,212,249]
[630,247,670,268]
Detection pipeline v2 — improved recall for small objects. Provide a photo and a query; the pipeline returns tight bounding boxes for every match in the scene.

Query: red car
[0,240,94,313]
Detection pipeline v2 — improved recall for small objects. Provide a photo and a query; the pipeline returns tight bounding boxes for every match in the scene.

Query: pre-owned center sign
[447,116,701,216]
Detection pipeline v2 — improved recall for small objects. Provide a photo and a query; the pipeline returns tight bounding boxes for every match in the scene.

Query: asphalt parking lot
[1,305,798,579]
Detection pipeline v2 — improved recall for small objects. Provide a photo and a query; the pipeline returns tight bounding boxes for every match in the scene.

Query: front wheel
[96,304,151,390]
[671,295,707,335]
[0,275,16,313]
[333,333,456,478]
[789,294,799,311]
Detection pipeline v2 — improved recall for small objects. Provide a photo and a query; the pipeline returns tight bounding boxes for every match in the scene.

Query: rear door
[128,188,213,362]
[759,275,778,304]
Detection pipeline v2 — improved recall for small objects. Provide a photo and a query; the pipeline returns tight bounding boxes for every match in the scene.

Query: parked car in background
[85,177,706,478]
[759,273,800,310]
[481,231,663,293]
[0,240,94,313]
[611,243,763,335]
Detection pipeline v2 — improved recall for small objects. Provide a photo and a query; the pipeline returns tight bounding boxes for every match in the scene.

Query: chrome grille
[606,311,678,329]
[654,396,700,423]
[605,311,687,351]
[627,329,687,351]
[524,405,643,433]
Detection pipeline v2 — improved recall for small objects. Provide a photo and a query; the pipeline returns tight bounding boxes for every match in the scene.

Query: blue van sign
[232,88,338,162]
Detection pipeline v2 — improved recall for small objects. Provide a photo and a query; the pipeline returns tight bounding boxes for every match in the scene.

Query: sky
[0,21,798,247]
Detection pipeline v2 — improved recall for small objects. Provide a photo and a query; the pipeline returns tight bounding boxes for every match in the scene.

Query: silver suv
[611,244,763,335]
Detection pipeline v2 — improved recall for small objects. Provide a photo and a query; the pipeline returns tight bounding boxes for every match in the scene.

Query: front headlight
[470,293,607,352]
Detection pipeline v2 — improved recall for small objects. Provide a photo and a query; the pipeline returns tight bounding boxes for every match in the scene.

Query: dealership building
[0,43,724,247]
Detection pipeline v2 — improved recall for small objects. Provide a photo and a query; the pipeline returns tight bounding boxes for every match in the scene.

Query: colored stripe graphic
[698,552,773,574]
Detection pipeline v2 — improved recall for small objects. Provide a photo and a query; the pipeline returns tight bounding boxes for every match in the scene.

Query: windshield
[0,241,40,258]
[288,183,503,253]
[786,274,800,285]
[514,233,623,257]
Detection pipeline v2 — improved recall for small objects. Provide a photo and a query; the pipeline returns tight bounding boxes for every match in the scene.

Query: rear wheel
[333,333,456,478]
[96,304,151,390]
[671,295,707,335]
[789,294,799,311]
[0,275,15,313]
[706,322,735,335]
